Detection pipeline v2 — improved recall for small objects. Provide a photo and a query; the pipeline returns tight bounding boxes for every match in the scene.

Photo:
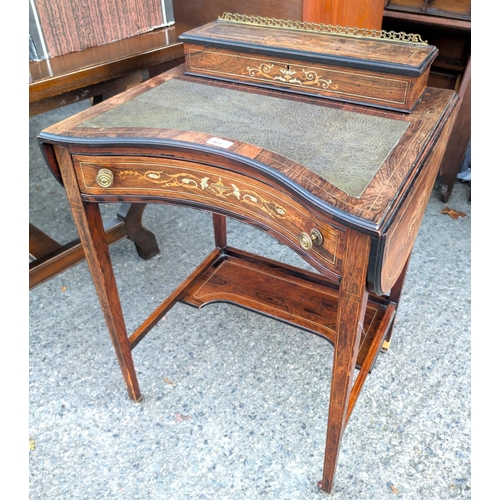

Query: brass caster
[317,480,332,495]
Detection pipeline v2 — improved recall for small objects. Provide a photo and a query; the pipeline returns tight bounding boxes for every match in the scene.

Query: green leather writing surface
[81,78,409,197]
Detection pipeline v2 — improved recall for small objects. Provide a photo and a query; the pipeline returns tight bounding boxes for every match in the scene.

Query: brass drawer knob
[299,229,324,250]
[96,168,114,188]
[310,228,324,247]
[299,232,313,250]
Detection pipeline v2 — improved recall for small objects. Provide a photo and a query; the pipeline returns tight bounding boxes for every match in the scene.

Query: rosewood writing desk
[38,64,457,493]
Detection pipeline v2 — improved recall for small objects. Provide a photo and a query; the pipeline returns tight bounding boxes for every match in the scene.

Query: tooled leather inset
[80,78,410,198]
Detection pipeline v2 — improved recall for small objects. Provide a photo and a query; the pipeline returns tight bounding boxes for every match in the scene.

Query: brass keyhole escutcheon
[299,229,324,250]
[96,168,114,188]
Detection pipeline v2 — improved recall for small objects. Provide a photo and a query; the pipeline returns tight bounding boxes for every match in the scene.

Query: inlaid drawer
[183,45,427,112]
[74,155,346,277]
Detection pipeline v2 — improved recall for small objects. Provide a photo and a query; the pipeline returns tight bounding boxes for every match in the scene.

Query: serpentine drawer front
[75,154,346,278]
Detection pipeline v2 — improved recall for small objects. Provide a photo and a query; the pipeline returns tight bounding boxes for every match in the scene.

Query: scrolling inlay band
[243,63,339,90]
[117,169,304,224]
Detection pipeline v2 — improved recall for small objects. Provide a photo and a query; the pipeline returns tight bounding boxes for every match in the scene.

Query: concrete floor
[29,99,471,499]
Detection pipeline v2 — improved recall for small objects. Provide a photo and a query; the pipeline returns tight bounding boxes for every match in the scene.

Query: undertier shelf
[180,247,396,370]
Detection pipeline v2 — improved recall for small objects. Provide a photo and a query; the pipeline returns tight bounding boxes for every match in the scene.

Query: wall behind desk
[171,0,304,27]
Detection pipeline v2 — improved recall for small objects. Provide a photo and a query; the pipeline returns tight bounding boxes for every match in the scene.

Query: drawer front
[184,44,421,112]
[75,155,346,277]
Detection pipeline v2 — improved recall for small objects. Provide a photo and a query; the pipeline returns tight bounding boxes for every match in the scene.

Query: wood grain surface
[33,0,165,58]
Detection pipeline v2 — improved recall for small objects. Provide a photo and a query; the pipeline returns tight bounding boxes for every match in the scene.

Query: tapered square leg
[319,229,371,494]
[55,146,142,401]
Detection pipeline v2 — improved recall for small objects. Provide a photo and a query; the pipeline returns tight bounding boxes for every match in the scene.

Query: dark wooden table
[29,23,191,289]
[38,65,457,494]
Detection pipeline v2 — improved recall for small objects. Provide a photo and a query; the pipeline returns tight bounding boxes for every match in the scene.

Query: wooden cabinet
[383,8,470,92]
[384,0,471,21]
[302,0,386,27]
[382,2,471,202]
[171,0,387,31]
[171,0,304,27]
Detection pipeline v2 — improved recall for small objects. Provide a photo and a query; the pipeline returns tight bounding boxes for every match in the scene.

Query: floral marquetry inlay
[117,168,304,224]
[244,63,338,91]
